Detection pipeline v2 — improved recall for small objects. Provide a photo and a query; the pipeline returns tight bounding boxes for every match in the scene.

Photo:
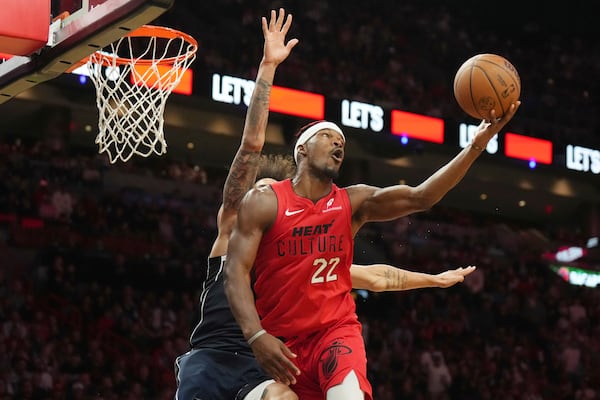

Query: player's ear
[296,143,307,160]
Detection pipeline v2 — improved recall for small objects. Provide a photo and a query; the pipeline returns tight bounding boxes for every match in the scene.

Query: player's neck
[291,174,332,204]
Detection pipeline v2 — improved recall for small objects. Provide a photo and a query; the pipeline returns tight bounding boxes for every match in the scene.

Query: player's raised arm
[350,264,476,292]
[349,102,520,231]
[222,8,297,212]
[210,8,298,257]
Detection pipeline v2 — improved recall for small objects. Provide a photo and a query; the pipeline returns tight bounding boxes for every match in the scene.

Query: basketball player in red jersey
[224,101,520,398]
[176,8,475,400]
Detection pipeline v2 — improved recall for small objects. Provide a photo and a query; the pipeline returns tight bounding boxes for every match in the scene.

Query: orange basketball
[453,53,521,120]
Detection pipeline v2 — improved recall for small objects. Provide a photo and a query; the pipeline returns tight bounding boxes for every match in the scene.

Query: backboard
[0,0,175,104]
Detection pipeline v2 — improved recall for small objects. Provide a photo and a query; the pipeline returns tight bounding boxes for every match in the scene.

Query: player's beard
[309,164,339,181]
[323,165,339,180]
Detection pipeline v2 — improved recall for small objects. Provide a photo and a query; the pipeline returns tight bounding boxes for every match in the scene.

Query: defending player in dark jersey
[174,9,299,400]
[224,103,520,399]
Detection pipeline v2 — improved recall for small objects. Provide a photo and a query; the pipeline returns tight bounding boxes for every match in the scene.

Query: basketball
[453,53,521,120]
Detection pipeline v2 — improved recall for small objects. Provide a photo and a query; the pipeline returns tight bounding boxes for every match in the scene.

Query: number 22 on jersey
[311,257,340,284]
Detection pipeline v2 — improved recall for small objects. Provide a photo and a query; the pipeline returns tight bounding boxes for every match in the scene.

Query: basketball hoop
[85,25,197,163]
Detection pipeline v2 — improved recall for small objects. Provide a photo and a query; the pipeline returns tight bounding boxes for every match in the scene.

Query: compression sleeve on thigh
[326,370,364,400]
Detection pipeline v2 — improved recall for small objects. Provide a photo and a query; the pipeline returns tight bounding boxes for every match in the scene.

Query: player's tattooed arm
[350,264,407,292]
[350,264,475,292]
[221,77,272,212]
[384,267,408,291]
[209,9,297,258]
[222,149,261,212]
[222,8,298,214]
[244,77,272,141]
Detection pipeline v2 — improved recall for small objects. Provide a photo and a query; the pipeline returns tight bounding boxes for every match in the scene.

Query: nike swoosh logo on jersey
[285,208,305,216]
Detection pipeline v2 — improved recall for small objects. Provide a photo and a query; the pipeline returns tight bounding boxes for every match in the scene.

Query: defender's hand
[262,8,299,66]
[435,266,477,288]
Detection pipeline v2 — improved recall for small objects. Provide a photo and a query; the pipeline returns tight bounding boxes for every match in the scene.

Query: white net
[86,26,197,163]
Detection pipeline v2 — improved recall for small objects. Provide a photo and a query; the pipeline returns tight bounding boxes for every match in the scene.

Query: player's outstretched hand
[473,101,521,147]
[434,266,476,288]
[250,332,301,385]
[262,8,299,67]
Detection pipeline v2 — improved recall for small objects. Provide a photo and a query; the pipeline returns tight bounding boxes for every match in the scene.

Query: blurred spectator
[50,184,74,222]
[421,348,452,400]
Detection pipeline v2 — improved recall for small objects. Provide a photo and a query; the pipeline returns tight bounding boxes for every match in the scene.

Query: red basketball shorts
[288,322,373,400]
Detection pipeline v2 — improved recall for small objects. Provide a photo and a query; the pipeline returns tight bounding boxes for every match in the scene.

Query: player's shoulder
[344,183,378,198]
[344,182,379,190]
[238,184,278,228]
[344,183,381,219]
[240,183,277,215]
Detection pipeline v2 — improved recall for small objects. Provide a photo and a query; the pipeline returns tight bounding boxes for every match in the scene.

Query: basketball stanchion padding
[0,0,50,56]
[86,25,197,163]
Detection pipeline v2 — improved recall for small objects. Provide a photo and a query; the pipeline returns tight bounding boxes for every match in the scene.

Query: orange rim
[66,25,197,72]
[52,11,71,23]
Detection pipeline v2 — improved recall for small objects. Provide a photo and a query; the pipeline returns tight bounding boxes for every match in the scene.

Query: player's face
[305,129,345,180]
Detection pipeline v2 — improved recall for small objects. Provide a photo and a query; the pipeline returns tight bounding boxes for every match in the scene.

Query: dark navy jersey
[189,256,252,356]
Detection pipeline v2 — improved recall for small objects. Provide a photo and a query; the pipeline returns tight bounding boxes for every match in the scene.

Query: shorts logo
[318,339,352,378]
[285,208,304,216]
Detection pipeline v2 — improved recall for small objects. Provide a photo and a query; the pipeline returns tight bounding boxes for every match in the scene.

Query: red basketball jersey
[253,179,359,339]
